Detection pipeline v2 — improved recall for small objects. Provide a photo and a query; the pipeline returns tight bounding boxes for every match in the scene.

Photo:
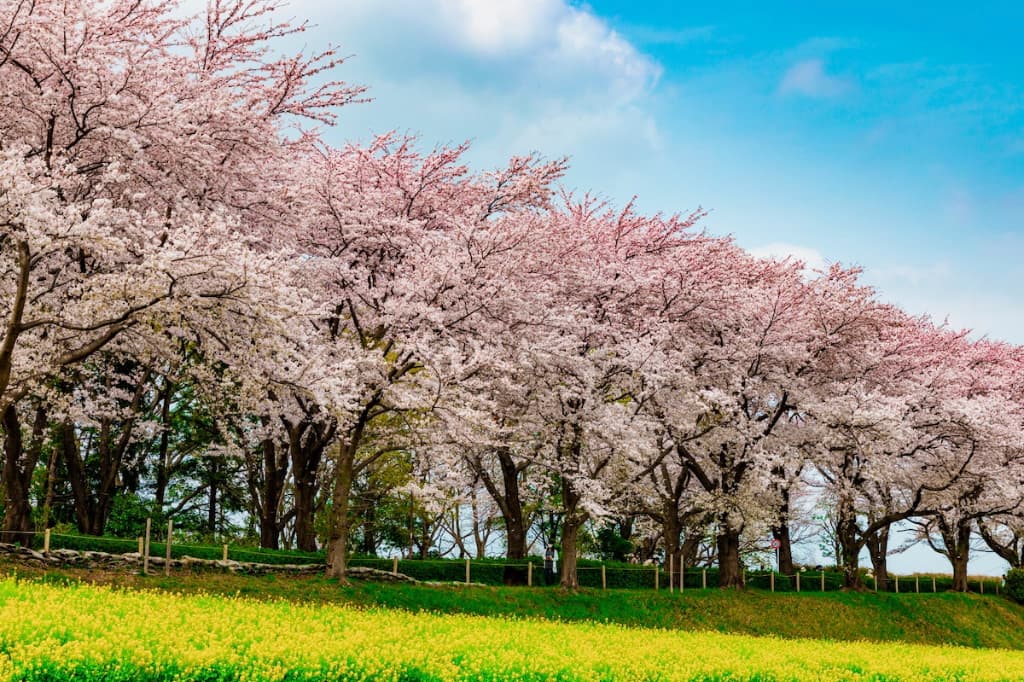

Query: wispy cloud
[329,0,663,104]
[749,242,829,276]
[875,262,952,286]
[437,0,562,55]
[779,59,853,98]
[273,0,667,171]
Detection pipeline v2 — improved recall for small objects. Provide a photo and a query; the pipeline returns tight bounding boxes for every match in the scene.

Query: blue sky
[281,1,1021,571]
[293,0,1023,348]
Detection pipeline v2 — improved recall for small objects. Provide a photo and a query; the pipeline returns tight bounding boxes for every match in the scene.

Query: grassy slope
[8,579,1024,682]
[7,561,1024,651]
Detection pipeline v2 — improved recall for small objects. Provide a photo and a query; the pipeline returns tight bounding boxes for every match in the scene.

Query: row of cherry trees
[2,0,1023,591]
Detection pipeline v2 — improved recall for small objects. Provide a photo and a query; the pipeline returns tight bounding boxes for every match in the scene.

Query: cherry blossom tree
[0,0,362,541]
[913,339,1024,590]
[282,136,566,579]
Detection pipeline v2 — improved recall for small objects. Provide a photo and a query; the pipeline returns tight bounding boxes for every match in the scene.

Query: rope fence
[0,528,1004,594]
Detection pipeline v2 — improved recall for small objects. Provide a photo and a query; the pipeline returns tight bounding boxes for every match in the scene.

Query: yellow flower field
[0,578,1021,681]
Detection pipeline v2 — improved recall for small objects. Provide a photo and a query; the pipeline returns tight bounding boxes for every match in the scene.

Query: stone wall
[0,542,416,581]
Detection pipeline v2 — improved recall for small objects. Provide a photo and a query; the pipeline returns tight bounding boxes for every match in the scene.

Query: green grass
[6,560,1024,651]
[6,578,1024,681]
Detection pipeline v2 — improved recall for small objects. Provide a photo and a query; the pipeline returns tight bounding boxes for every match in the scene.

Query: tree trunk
[1,405,42,544]
[292,443,324,552]
[771,522,795,585]
[942,519,972,592]
[243,413,291,549]
[865,526,890,592]
[84,370,147,536]
[951,547,970,592]
[153,379,174,510]
[93,420,114,535]
[471,448,529,584]
[207,457,218,535]
[60,421,93,534]
[680,531,702,569]
[413,510,434,560]
[977,520,1023,569]
[559,478,583,589]
[498,450,528,585]
[358,502,379,555]
[327,431,360,581]
[716,525,744,588]
[61,418,123,537]
[40,445,58,529]
[255,437,288,549]
[260,515,280,549]
[770,472,796,584]
[837,512,864,590]
[662,505,682,586]
[284,413,333,553]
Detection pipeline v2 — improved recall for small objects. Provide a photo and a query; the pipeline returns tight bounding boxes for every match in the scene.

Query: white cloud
[749,242,828,274]
[437,0,668,102]
[874,262,952,286]
[275,0,666,170]
[779,59,852,98]
[438,0,562,54]
[864,261,1024,343]
[504,103,662,154]
[310,0,660,105]
[884,289,1024,343]
[553,10,661,102]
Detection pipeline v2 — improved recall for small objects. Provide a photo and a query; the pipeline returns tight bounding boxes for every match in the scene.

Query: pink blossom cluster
[1,0,1021,591]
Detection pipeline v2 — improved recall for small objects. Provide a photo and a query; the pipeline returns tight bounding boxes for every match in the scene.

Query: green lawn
[7,561,1024,650]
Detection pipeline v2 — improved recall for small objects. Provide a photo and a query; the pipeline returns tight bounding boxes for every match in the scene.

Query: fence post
[820,572,825,592]
[796,572,800,593]
[138,537,144,556]
[528,561,533,587]
[43,528,50,554]
[392,557,399,576]
[601,564,607,591]
[915,576,919,593]
[165,519,173,577]
[680,559,684,592]
[669,554,674,593]
[654,564,659,590]
[143,517,151,575]
[222,544,228,562]
[770,571,775,593]
[465,558,470,585]
[980,579,984,595]
[895,576,899,593]
[702,568,707,590]
[932,576,936,593]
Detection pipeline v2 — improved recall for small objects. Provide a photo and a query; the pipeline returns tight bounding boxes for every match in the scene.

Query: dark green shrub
[595,526,634,562]
[1004,569,1024,603]
[105,494,159,538]
[44,532,325,565]
[745,570,844,592]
